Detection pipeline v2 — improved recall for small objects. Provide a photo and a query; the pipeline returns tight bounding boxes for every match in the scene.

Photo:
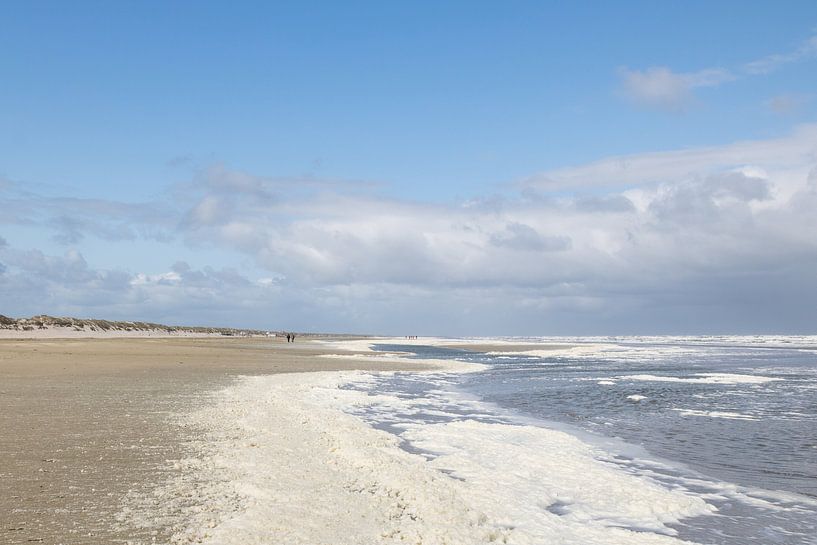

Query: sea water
[342,337,817,544]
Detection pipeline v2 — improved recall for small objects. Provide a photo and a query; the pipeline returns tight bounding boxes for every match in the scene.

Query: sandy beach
[5,335,797,545]
[0,335,435,545]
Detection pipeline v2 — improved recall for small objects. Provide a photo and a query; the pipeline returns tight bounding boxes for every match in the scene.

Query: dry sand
[0,336,431,545]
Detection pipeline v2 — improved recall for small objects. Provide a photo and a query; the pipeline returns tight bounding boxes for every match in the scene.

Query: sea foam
[124,370,716,544]
[619,373,781,384]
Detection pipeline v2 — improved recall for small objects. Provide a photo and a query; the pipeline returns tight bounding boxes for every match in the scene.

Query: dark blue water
[367,338,817,545]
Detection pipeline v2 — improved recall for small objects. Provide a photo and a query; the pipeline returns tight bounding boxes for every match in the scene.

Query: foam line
[122,372,714,544]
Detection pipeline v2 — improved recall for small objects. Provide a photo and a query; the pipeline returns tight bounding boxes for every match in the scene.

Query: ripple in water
[364,339,817,545]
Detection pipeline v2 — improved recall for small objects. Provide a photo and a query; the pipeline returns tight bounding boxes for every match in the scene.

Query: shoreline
[139,357,714,544]
[3,335,738,544]
[152,336,817,544]
[122,372,503,544]
[0,336,437,544]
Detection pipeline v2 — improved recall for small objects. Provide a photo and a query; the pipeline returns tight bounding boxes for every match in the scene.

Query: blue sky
[1,2,817,334]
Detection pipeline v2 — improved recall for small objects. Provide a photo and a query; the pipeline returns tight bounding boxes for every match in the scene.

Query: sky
[1,1,817,335]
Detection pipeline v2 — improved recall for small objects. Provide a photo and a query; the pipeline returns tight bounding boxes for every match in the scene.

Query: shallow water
[346,337,817,545]
[461,341,817,499]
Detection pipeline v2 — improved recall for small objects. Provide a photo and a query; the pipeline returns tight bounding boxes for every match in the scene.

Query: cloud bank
[2,126,817,334]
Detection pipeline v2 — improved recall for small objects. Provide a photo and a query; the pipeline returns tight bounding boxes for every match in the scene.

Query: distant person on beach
[285,333,291,343]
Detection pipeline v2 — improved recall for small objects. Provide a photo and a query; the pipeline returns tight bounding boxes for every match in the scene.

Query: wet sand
[0,336,430,545]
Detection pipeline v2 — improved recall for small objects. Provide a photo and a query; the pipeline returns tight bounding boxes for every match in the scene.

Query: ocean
[340,336,817,544]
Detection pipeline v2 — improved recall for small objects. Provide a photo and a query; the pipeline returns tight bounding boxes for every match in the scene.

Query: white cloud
[0,184,175,245]
[743,34,817,75]
[3,126,817,333]
[489,223,572,252]
[619,33,817,112]
[619,66,733,111]
[182,130,817,332]
[130,271,182,286]
[522,123,817,192]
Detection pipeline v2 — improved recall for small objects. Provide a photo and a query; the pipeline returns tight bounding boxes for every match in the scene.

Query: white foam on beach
[471,335,817,351]
[317,336,595,359]
[122,372,512,544]
[318,352,486,373]
[313,338,390,352]
[314,337,459,353]
[617,373,781,385]
[442,334,817,363]
[318,336,703,366]
[399,419,714,543]
[313,335,789,366]
[123,372,719,544]
[116,335,817,543]
[486,344,616,358]
[607,456,817,515]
